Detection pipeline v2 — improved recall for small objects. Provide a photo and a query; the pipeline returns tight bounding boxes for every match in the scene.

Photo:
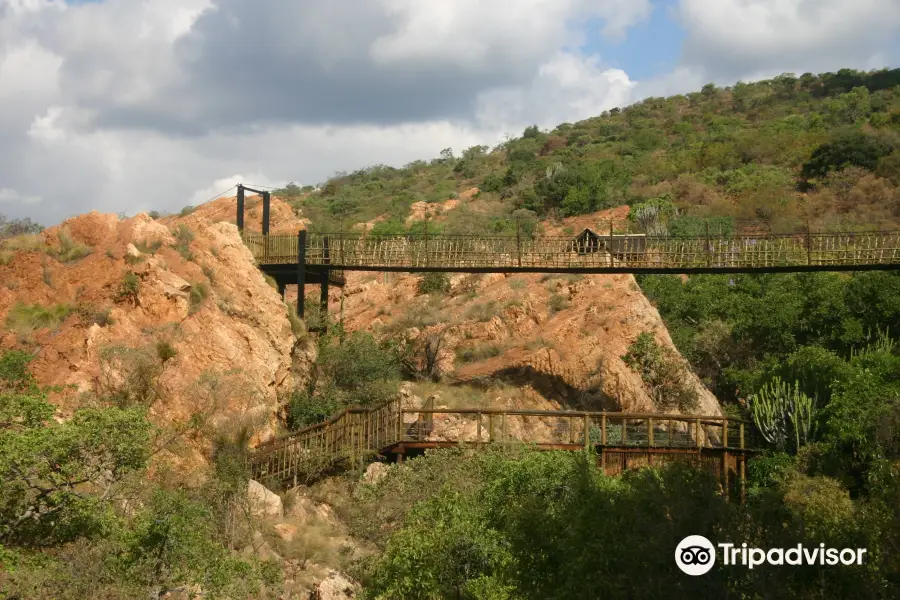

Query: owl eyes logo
[675,536,716,575]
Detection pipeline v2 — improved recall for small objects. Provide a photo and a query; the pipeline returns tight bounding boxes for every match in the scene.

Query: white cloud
[0,0,897,228]
[0,0,653,225]
[677,0,900,81]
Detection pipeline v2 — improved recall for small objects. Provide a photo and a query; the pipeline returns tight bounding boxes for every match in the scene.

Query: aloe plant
[749,376,817,452]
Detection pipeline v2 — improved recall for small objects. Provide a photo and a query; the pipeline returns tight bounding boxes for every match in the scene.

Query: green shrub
[417,272,450,295]
[802,132,894,180]
[548,293,569,314]
[190,281,209,313]
[115,272,141,304]
[465,301,500,322]
[622,332,700,412]
[55,229,92,263]
[174,224,195,261]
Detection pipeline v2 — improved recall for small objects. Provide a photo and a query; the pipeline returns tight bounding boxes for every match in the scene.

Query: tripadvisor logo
[675,536,867,575]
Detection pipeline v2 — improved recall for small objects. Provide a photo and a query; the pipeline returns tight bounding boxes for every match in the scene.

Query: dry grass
[5,302,73,335]
[0,234,45,265]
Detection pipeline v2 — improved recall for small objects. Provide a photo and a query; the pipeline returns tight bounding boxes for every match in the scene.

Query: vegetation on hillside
[278,67,900,236]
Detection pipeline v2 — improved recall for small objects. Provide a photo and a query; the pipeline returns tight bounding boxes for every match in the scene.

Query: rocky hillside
[0,210,314,469]
[183,192,722,421]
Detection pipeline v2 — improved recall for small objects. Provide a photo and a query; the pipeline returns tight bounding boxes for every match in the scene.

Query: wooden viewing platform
[250,399,760,499]
[245,230,900,274]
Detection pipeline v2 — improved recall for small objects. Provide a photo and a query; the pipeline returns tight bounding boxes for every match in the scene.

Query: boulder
[247,479,283,519]
[311,571,360,600]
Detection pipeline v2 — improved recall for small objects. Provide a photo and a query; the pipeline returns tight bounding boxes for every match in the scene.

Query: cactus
[749,376,817,452]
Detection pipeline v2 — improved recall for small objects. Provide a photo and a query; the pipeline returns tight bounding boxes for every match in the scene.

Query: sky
[1,0,899,225]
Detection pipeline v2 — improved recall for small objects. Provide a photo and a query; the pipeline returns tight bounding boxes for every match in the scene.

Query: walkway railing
[243,231,900,273]
[250,399,759,487]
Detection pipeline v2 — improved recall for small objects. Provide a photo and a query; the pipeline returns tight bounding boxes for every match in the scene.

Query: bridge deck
[243,231,900,273]
[250,400,759,495]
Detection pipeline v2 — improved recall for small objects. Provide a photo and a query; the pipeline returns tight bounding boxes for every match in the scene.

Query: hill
[275,67,900,236]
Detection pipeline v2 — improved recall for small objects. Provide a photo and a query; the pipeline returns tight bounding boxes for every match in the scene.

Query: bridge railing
[243,231,900,271]
[250,400,759,485]
[398,407,756,450]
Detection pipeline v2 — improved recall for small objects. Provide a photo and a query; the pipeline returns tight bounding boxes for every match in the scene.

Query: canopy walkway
[246,230,900,274]
[250,399,760,499]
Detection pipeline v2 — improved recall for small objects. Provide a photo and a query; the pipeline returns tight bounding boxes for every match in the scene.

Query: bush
[548,293,569,314]
[622,332,700,412]
[174,224,195,261]
[115,271,141,305]
[55,229,92,263]
[417,272,450,295]
[802,132,894,180]
[190,281,209,313]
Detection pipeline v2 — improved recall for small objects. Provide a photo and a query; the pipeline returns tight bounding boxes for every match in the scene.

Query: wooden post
[704,219,710,267]
[622,418,628,445]
[696,418,702,448]
[488,414,494,443]
[740,456,746,503]
[806,222,812,266]
[648,417,654,447]
[501,413,508,443]
[516,217,522,268]
[296,230,307,319]
[262,192,271,236]
[601,415,607,445]
[321,236,331,316]
[236,185,245,232]
[740,422,745,450]
[609,219,615,267]
[722,419,729,448]
[583,414,590,452]
[477,412,483,448]
[723,450,730,500]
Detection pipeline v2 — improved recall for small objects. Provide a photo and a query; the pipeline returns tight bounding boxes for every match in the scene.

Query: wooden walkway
[245,231,900,274]
[250,399,758,498]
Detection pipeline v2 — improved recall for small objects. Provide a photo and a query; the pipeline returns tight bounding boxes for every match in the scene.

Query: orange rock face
[0,211,314,471]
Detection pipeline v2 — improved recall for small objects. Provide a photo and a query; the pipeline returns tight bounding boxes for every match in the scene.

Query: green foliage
[115,271,141,305]
[802,132,895,180]
[5,302,72,336]
[622,332,700,412]
[548,293,569,314]
[363,449,897,599]
[287,331,403,430]
[749,376,818,452]
[417,272,451,295]
[173,224,195,261]
[55,229,92,263]
[190,280,209,312]
[0,213,43,239]
[113,488,253,596]
[0,351,152,546]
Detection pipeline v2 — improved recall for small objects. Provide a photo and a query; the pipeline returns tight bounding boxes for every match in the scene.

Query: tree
[801,132,894,180]
[0,351,152,546]
[622,332,700,412]
[0,214,43,240]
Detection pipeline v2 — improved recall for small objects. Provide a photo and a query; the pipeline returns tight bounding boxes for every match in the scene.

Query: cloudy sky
[1,0,899,226]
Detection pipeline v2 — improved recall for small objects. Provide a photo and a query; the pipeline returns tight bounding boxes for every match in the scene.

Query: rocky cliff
[0,210,314,471]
